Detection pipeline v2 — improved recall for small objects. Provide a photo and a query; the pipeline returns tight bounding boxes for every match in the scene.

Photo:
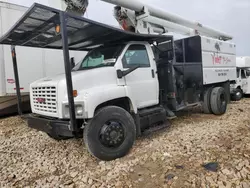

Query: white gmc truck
[231,57,250,101]
[29,35,236,160]
[0,2,236,161]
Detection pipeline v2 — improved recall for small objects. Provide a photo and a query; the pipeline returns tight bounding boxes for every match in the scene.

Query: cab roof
[0,3,172,51]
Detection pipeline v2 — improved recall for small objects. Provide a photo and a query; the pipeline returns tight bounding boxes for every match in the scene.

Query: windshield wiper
[78,63,112,71]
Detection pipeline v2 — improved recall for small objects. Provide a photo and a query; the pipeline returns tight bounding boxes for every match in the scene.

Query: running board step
[142,121,171,136]
[138,106,165,117]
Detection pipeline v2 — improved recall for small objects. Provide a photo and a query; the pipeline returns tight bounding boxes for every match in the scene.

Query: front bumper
[26,114,74,137]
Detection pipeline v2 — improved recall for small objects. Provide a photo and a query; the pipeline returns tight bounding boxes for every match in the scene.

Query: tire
[231,88,243,101]
[202,87,213,114]
[84,106,136,161]
[210,87,228,115]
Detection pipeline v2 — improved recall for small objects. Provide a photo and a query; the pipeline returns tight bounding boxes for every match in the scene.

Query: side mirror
[117,70,123,79]
[116,65,140,79]
[71,57,75,70]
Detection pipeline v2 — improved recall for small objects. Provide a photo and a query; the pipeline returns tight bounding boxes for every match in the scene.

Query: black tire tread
[231,88,243,101]
[84,106,136,161]
[202,87,213,114]
[210,87,227,115]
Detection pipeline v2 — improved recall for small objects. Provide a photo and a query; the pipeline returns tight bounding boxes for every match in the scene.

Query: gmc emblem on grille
[37,98,46,103]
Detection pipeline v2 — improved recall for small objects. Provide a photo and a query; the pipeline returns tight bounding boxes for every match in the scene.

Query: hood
[31,67,118,90]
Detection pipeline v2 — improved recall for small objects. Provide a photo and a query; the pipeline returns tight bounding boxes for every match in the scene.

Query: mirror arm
[117,65,140,79]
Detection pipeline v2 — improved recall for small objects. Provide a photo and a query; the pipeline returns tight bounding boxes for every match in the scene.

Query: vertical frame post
[182,39,186,100]
[171,37,175,63]
[11,46,22,115]
[59,12,77,132]
[182,39,186,63]
[170,36,178,111]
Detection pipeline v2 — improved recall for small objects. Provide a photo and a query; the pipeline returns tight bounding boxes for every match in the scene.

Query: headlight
[63,104,84,118]
[64,105,70,118]
[75,105,83,116]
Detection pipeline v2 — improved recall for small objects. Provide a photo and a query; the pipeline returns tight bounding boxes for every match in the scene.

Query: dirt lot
[0,99,250,188]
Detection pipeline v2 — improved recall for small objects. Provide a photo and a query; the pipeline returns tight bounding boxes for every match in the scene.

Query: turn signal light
[55,25,60,33]
[12,51,15,57]
[73,90,78,97]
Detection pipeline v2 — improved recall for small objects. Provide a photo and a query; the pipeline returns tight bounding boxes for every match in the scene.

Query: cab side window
[122,45,150,68]
[241,70,246,79]
[237,69,240,78]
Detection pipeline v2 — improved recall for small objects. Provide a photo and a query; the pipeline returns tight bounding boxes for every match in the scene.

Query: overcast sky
[6,0,250,56]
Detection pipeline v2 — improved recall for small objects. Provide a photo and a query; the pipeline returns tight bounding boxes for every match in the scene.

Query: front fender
[83,85,137,118]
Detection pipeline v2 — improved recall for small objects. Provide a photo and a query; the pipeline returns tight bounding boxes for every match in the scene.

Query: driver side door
[241,69,248,93]
[122,44,159,109]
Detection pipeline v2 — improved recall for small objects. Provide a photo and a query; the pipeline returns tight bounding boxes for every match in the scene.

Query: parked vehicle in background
[231,57,250,101]
[0,1,84,116]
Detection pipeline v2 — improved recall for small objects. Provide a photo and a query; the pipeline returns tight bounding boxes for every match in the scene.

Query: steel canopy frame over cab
[0,3,172,134]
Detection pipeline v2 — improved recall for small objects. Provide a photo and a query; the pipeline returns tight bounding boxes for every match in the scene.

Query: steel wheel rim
[99,120,125,148]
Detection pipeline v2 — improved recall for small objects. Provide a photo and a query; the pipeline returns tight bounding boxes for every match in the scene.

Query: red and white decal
[211,54,232,65]
[7,79,15,84]
[14,88,24,90]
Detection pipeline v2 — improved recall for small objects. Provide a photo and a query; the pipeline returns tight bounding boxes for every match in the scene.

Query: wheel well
[204,81,231,102]
[95,97,133,114]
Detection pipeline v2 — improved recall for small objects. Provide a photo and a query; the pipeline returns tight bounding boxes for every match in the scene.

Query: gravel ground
[0,99,250,188]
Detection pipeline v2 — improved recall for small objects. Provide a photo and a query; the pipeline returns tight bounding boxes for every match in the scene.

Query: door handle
[151,69,155,78]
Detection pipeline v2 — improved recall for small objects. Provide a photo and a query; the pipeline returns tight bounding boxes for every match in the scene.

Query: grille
[32,86,57,114]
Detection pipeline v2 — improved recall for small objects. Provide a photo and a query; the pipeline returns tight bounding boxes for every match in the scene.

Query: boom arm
[103,0,232,41]
[59,0,232,41]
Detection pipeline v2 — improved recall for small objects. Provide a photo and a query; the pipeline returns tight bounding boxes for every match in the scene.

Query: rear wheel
[210,87,228,115]
[202,87,213,114]
[84,106,136,161]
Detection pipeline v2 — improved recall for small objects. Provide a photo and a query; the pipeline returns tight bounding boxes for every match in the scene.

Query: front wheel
[231,88,243,101]
[84,106,136,161]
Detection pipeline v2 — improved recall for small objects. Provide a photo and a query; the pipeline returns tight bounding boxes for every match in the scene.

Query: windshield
[76,45,124,71]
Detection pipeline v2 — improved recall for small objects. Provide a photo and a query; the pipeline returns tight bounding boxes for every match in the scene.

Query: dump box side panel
[44,49,85,77]
[0,6,5,96]
[201,36,236,85]
[1,5,44,94]
[1,2,85,95]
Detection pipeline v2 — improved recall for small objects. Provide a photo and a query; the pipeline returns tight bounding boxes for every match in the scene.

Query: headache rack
[0,3,171,134]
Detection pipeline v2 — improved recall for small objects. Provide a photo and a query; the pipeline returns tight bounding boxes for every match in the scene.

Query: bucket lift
[106,0,232,41]
[62,0,89,16]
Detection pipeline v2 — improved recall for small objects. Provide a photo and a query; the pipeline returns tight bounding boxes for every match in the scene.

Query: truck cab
[237,69,248,93]
[30,41,159,120]
[29,35,235,161]
[231,57,250,101]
